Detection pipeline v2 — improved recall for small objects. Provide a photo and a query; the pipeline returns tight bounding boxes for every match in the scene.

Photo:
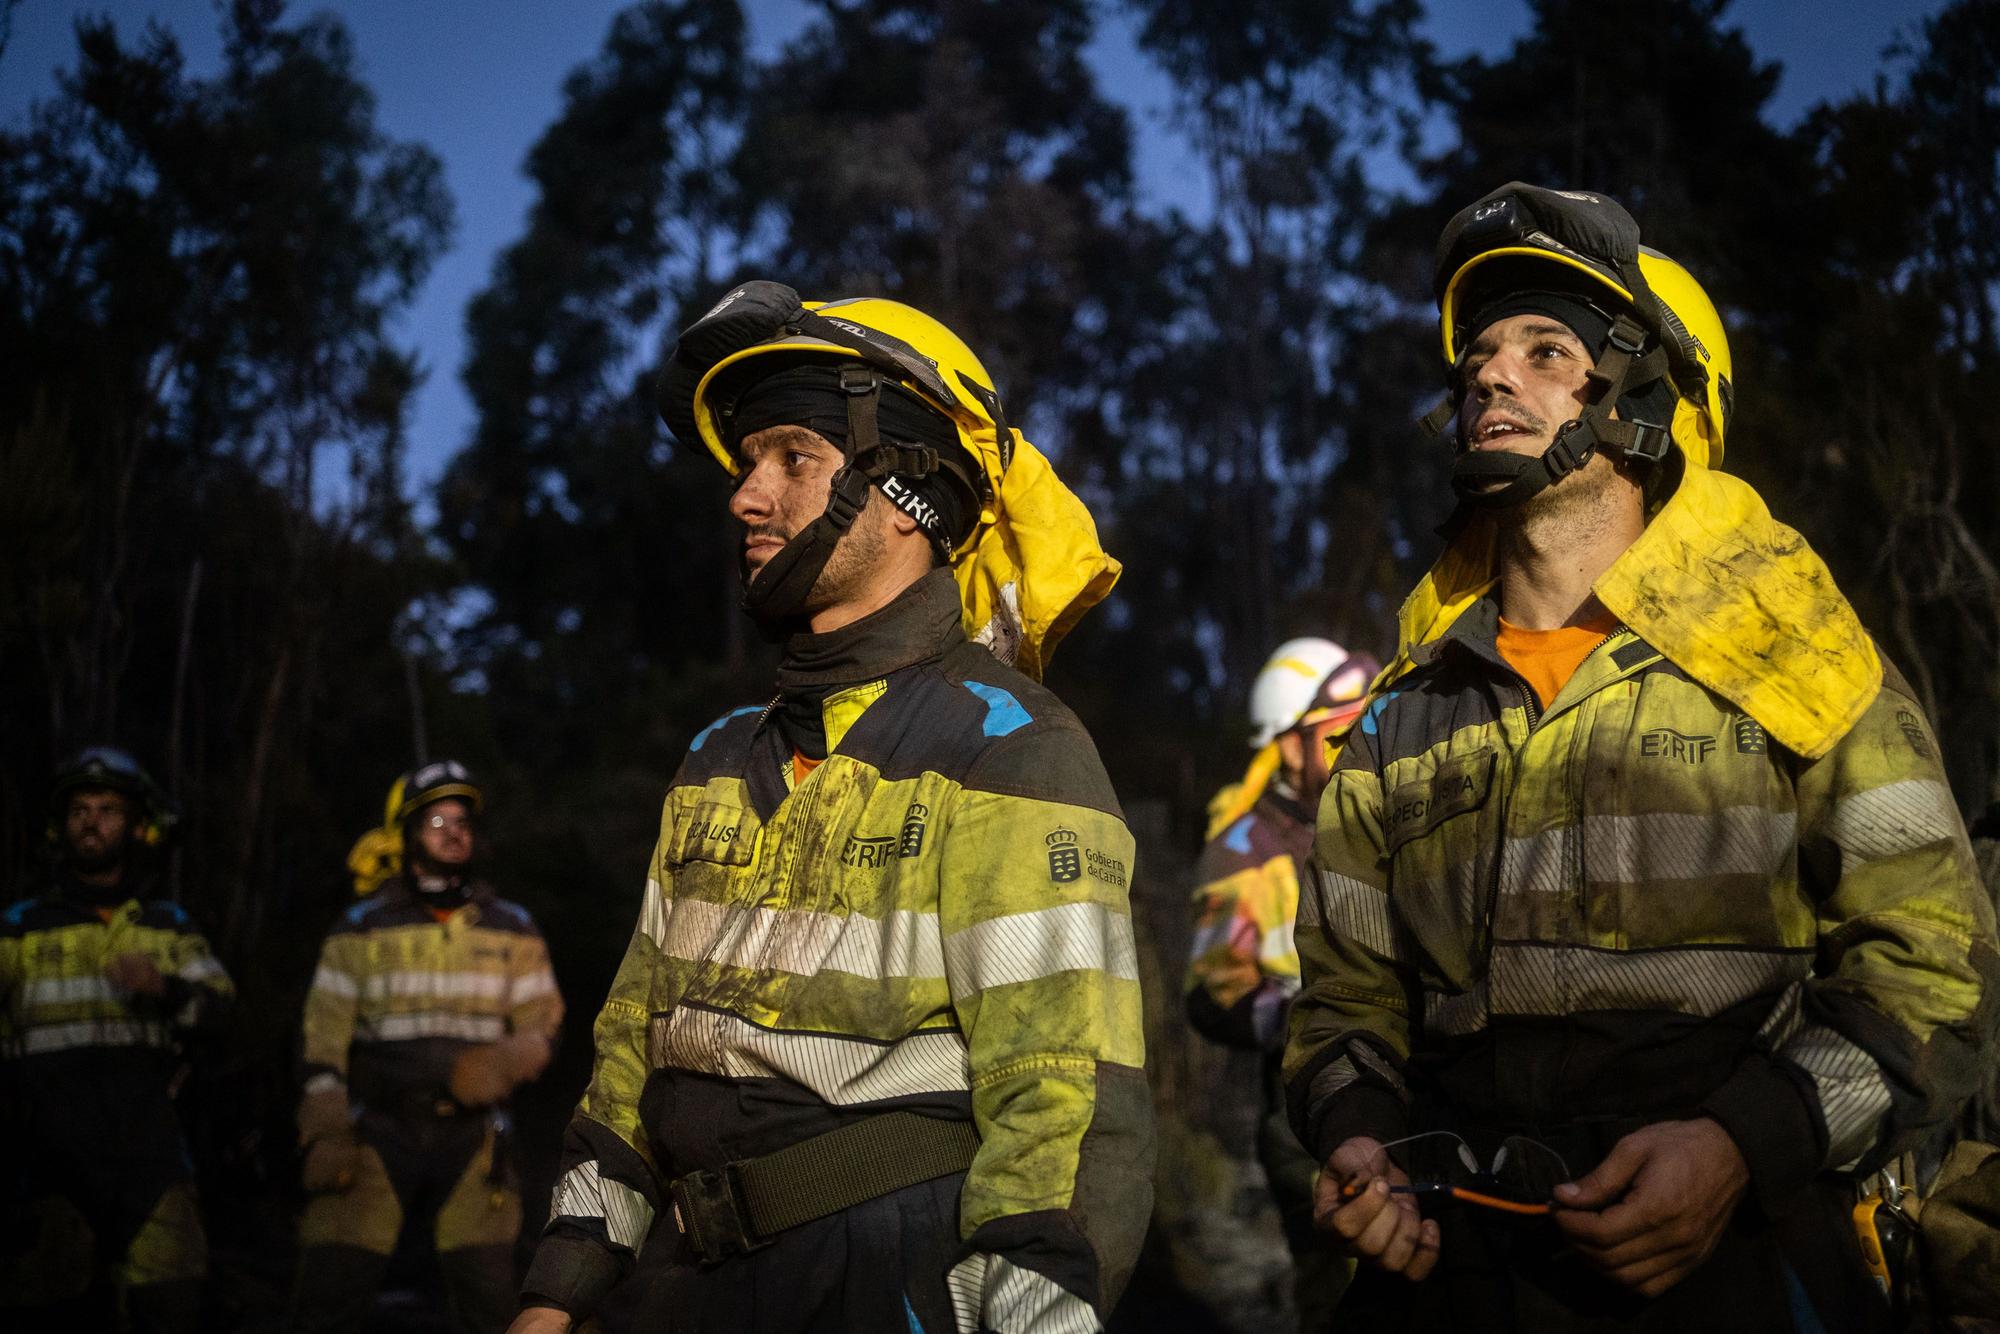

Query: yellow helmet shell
[688,296,1004,480]
[380,775,408,830]
[1438,244,1732,471]
[388,759,483,827]
[1634,250,1731,471]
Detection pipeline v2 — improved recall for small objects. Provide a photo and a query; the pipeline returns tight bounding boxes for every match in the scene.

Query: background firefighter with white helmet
[289,760,564,1334]
[0,747,233,1333]
[510,285,1151,1334]
[1187,637,1379,1332]
[1286,182,1999,1331]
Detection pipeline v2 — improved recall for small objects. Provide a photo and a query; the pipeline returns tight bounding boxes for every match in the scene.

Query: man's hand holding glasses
[1316,1121,1749,1298]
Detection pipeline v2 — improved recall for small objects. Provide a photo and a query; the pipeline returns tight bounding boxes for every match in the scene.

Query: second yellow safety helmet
[1426,182,1734,504]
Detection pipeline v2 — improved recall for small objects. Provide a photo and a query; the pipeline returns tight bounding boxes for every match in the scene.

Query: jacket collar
[1427,594,1504,671]
[1423,593,1663,723]
[55,867,141,913]
[376,874,494,914]
[775,568,964,694]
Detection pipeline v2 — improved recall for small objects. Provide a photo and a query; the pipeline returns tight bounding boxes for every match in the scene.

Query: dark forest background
[5,0,1999,1328]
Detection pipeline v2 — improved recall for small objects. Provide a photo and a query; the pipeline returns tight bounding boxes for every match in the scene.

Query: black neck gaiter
[60,867,131,910]
[772,568,965,759]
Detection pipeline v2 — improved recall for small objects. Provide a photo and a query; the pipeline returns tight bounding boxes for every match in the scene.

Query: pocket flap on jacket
[1384,749,1495,854]
[669,800,759,867]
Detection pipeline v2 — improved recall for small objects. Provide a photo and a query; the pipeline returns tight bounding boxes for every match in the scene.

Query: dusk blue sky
[1,0,1946,498]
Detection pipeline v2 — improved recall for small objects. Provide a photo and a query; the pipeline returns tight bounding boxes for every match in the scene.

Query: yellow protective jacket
[299,878,563,1111]
[0,886,232,1063]
[527,571,1152,1331]
[0,884,233,1224]
[1285,596,2000,1219]
[1186,786,1312,1053]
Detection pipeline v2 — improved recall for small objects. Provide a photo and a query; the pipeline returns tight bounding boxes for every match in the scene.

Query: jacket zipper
[1475,676,1536,976]
[1476,631,1617,1000]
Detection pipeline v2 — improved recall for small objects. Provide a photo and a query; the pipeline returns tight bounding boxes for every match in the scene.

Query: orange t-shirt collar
[1495,611,1619,711]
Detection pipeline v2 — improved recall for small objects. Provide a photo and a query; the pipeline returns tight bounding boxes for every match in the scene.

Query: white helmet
[1247,638,1379,748]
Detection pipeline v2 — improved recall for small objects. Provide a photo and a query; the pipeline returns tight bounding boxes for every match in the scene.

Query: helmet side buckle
[823,466,874,530]
[1541,426,1590,479]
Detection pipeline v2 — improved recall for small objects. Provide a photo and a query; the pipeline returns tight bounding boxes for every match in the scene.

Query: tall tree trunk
[403,649,429,766]
[226,643,290,958]
[167,560,203,782]
[164,558,203,902]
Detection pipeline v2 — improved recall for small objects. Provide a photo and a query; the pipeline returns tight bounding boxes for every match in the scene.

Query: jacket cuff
[1698,1052,1825,1216]
[520,1229,628,1320]
[1310,1084,1409,1166]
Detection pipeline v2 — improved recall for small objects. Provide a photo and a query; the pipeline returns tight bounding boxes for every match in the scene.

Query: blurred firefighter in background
[288,759,563,1334]
[1188,639,1378,1332]
[0,747,233,1332]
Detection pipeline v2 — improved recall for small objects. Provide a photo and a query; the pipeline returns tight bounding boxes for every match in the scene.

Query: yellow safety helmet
[658,283,1013,618]
[387,758,483,827]
[679,292,1009,481]
[1425,182,1734,507]
[347,759,483,896]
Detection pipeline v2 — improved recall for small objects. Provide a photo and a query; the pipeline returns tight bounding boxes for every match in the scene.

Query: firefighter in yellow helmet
[1286,183,1999,1332]
[509,286,1149,1334]
[0,748,232,1333]
[1186,639,1377,1331]
[290,760,564,1334]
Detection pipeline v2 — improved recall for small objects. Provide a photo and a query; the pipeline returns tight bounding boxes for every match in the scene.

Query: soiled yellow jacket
[1,891,232,1062]
[1287,598,1999,1217]
[300,878,562,1108]
[532,572,1152,1333]
[1185,787,1313,1053]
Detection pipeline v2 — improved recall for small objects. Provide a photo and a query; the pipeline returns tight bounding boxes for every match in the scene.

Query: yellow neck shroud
[1389,439,1879,760]
[952,427,1120,681]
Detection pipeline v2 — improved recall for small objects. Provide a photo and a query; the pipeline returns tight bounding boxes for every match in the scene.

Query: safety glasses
[1343,1131,1572,1216]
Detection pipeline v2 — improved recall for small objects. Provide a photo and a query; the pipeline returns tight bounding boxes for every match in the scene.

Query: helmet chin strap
[741,462,877,619]
[740,366,959,621]
[1423,314,1674,515]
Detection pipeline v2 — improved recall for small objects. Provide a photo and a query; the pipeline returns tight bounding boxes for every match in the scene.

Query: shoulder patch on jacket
[961,710,1124,819]
[476,897,542,937]
[337,895,400,934]
[960,680,1033,737]
[691,705,763,753]
[679,704,768,788]
[1195,814,1267,882]
[1,898,56,935]
[1359,691,1401,738]
[1359,661,1507,770]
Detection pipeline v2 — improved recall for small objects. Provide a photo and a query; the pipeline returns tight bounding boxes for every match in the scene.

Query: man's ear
[881,491,924,539]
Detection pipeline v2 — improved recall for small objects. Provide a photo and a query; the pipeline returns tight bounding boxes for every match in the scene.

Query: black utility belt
[668,1110,979,1264]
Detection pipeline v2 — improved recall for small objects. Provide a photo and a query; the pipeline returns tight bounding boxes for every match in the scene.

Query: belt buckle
[669,1163,768,1263]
